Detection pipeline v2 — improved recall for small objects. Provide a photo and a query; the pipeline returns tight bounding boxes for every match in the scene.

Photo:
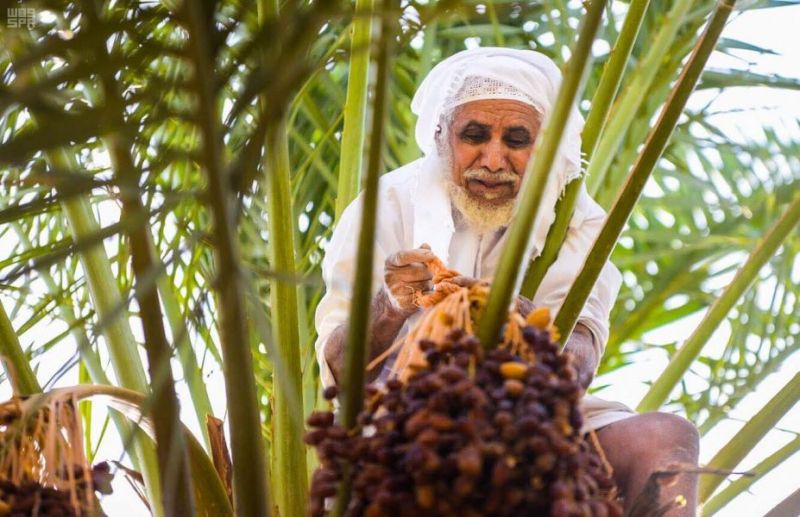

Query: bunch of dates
[306,325,622,517]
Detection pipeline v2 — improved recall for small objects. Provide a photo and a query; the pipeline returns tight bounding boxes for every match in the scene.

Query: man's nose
[479,139,508,172]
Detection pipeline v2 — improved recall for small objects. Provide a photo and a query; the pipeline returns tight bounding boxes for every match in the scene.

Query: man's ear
[434,122,443,144]
[434,115,450,158]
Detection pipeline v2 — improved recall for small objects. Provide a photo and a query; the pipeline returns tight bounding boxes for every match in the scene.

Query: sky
[1,2,799,516]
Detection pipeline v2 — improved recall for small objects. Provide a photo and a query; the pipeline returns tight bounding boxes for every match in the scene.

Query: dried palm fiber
[368,253,560,381]
[0,392,103,516]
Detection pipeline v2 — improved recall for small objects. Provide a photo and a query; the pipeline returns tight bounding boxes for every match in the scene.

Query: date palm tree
[0,0,798,515]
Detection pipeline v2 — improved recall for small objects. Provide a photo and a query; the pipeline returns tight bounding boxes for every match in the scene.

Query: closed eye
[503,127,532,148]
[458,122,490,144]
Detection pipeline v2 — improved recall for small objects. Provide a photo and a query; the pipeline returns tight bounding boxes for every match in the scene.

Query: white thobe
[313,158,634,430]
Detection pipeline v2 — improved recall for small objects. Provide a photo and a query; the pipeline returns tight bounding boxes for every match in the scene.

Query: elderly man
[315,48,699,514]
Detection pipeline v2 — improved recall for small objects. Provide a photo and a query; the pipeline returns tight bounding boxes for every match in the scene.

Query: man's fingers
[450,275,481,288]
[410,280,433,293]
[386,247,435,267]
[389,280,431,297]
[385,262,432,281]
[383,245,437,312]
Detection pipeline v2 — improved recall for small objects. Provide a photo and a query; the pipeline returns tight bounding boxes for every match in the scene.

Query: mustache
[462,168,519,184]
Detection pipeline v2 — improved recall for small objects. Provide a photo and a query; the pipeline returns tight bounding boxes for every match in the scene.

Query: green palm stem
[184,3,270,515]
[478,0,607,348]
[0,301,41,395]
[31,92,164,515]
[584,0,695,196]
[583,0,650,157]
[637,191,800,412]
[764,486,800,517]
[157,270,214,450]
[263,118,308,515]
[521,0,650,299]
[296,239,320,481]
[295,203,322,479]
[60,195,164,515]
[702,435,800,516]
[520,180,581,299]
[90,18,194,512]
[258,1,309,513]
[698,370,800,502]
[332,0,396,513]
[595,24,702,207]
[9,223,150,466]
[486,0,505,46]
[554,0,736,344]
[337,0,395,443]
[11,224,107,383]
[335,0,376,219]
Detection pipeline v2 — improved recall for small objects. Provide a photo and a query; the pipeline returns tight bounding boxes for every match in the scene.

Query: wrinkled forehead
[447,98,543,131]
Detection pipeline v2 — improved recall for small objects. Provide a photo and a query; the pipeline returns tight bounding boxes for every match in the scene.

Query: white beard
[446,179,516,235]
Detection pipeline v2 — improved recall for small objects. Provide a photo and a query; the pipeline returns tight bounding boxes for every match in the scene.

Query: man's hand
[384,245,435,315]
[564,324,599,390]
[324,245,435,385]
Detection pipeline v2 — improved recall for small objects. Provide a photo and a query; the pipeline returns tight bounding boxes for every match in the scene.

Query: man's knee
[647,412,699,460]
[598,413,699,470]
[622,412,699,464]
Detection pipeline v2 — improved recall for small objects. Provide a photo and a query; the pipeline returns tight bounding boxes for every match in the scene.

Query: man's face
[447,99,541,206]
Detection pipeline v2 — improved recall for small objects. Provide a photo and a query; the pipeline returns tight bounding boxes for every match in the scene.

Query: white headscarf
[410,47,585,258]
[411,47,583,194]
